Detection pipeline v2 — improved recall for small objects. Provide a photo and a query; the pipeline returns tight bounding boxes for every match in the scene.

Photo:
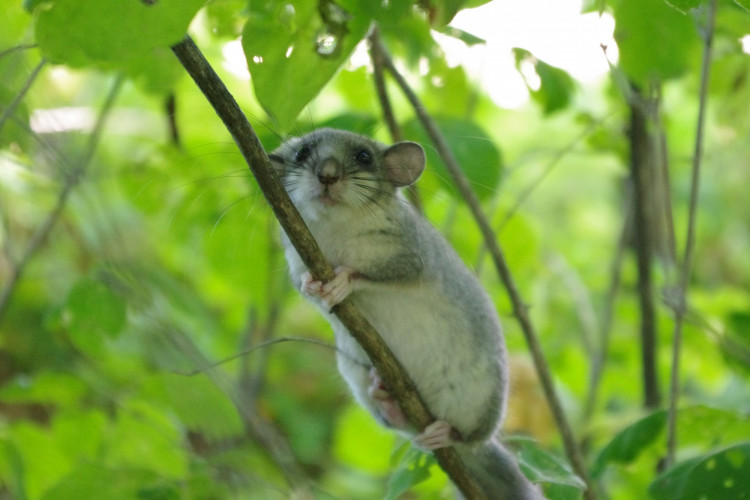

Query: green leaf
[510,437,586,498]
[33,0,205,92]
[107,400,187,479]
[0,438,26,500]
[144,373,244,442]
[385,447,436,500]
[403,117,503,200]
[64,278,127,357]
[649,442,750,500]
[514,49,576,115]
[592,410,667,477]
[613,0,700,86]
[436,25,486,46]
[242,0,371,130]
[664,0,706,13]
[735,0,750,12]
[40,464,178,500]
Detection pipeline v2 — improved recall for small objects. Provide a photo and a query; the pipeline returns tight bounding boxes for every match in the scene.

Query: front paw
[300,266,355,309]
[413,420,457,451]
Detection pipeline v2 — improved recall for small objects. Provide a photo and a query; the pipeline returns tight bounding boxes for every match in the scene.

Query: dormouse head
[269,128,425,210]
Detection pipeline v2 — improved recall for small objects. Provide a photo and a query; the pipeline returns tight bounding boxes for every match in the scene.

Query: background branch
[666,0,718,468]
[171,35,488,500]
[370,33,595,499]
[380,33,595,499]
[0,75,122,321]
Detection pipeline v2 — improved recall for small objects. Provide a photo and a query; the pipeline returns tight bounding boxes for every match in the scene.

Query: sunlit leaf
[385,447,437,500]
[33,0,204,92]
[613,0,699,86]
[649,442,750,500]
[515,49,576,115]
[242,0,371,130]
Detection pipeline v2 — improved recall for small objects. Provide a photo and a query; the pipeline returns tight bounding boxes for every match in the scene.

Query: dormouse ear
[382,141,425,187]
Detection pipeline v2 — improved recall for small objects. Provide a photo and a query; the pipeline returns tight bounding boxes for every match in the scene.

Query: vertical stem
[372,34,595,500]
[628,87,661,409]
[666,0,717,468]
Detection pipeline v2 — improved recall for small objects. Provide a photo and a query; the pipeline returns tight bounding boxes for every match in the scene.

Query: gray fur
[273,129,542,499]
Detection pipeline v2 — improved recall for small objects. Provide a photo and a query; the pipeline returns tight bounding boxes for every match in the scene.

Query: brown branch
[666,0,718,469]
[170,35,488,500]
[628,85,662,410]
[371,33,595,499]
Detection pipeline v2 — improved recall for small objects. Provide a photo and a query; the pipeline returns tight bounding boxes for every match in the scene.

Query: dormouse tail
[455,439,545,500]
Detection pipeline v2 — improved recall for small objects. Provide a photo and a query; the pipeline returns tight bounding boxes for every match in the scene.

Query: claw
[300,267,355,309]
[413,420,455,451]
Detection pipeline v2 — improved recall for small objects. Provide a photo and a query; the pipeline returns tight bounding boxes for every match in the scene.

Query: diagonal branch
[170,35,488,500]
[370,32,595,500]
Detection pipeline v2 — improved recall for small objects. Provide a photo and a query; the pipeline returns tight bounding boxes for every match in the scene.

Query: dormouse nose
[316,157,342,185]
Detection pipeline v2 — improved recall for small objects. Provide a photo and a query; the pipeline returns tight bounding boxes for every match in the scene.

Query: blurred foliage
[1,0,750,498]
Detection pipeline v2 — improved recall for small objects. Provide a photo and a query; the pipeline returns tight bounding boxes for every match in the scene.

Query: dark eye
[354,149,372,166]
[294,144,311,163]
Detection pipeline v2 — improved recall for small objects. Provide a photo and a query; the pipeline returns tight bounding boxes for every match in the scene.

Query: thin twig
[0,59,45,134]
[368,27,423,213]
[0,43,37,59]
[178,335,355,376]
[582,189,633,439]
[372,34,595,499]
[666,0,718,468]
[160,322,314,498]
[0,75,123,322]
[171,35,488,500]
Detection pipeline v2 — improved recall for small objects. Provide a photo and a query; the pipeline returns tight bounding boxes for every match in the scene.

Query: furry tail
[455,439,544,500]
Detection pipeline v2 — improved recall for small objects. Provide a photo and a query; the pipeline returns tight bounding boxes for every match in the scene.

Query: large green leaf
[613,0,700,86]
[385,446,436,500]
[403,117,503,200]
[242,0,371,130]
[511,437,586,499]
[649,442,750,500]
[33,0,205,92]
[592,410,667,477]
[593,406,750,478]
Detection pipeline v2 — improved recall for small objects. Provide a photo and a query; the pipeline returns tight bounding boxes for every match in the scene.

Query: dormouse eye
[354,149,372,166]
[294,144,311,163]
